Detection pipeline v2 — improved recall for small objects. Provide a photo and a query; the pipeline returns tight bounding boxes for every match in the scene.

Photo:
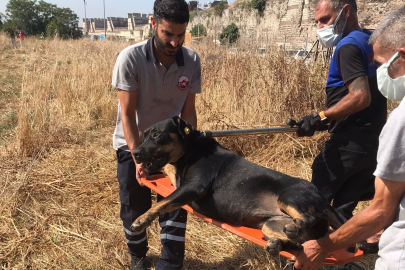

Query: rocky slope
[188,0,403,50]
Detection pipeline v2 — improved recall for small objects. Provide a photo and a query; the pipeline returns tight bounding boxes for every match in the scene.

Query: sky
[0,0,237,26]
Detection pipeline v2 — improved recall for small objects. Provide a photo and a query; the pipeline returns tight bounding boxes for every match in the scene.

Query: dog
[131,116,345,256]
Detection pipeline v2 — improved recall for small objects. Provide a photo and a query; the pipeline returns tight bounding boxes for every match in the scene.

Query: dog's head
[133,116,196,174]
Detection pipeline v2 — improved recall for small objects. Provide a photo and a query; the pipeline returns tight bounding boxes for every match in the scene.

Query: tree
[190,24,207,37]
[0,12,4,28]
[46,8,82,39]
[214,1,228,16]
[219,23,239,45]
[251,0,267,12]
[5,0,38,35]
[1,19,18,35]
[4,0,81,38]
[35,0,57,35]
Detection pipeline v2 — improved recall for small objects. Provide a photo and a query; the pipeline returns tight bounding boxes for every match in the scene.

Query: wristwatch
[318,111,330,125]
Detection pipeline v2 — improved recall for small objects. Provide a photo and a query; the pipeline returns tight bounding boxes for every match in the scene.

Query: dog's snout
[133,149,142,163]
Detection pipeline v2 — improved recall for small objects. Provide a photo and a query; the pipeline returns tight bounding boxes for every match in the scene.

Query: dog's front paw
[283,223,299,239]
[130,214,153,232]
[283,218,305,240]
[265,238,282,256]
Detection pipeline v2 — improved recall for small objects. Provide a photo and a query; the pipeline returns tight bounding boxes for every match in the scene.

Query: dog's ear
[171,116,195,139]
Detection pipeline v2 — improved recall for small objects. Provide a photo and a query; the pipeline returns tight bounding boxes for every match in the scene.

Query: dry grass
[0,35,379,269]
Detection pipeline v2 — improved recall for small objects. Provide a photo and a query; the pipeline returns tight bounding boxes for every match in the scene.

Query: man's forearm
[319,202,391,252]
[324,76,371,120]
[121,115,141,154]
[324,94,369,120]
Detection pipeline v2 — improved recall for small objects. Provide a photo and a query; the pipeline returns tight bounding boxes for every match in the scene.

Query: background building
[82,13,152,41]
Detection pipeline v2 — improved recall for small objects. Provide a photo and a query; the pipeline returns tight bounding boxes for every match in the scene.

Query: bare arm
[118,89,147,185]
[324,75,371,120]
[180,93,197,129]
[294,177,405,270]
[118,89,140,153]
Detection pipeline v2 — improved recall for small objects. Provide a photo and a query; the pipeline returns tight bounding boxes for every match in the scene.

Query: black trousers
[116,149,187,270]
[311,133,378,220]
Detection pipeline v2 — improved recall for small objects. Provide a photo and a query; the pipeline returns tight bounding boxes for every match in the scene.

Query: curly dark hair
[154,0,189,24]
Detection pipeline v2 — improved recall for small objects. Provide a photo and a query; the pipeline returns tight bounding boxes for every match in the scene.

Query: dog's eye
[153,131,162,138]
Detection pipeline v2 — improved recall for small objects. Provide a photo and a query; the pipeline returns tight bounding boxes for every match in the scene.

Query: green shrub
[237,1,252,10]
[219,23,239,45]
[214,1,228,16]
[190,24,207,37]
[251,0,267,12]
[189,11,197,22]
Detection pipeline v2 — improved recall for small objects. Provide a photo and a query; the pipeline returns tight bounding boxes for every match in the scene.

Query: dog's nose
[133,150,143,164]
[133,150,140,158]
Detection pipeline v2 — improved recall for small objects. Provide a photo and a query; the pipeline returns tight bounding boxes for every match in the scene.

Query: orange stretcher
[140,175,364,266]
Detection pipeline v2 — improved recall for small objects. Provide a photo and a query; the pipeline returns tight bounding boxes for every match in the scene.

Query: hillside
[188,0,403,50]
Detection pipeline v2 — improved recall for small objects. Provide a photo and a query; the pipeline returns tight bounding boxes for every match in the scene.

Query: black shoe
[130,256,147,270]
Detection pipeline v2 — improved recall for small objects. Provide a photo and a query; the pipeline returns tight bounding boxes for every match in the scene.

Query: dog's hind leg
[261,216,303,256]
[277,201,329,242]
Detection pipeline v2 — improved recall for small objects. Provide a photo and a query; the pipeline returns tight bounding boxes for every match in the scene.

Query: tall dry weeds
[0,36,377,269]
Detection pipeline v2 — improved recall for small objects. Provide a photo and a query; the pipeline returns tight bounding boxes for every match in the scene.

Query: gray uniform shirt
[374,97,405,270]
[112,37,202,151]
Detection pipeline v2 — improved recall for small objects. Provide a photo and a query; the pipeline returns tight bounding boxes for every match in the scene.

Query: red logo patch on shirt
[177,76,190,91]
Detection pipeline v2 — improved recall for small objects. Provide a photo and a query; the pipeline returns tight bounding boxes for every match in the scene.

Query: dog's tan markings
[261,218,299,255]
[277,201,305,220]
[262,223,289,241]
[156,133,185,163]
[258,194,285,216]
[169,133,177,139]
[131,198,182,232]
[163,164,177,188]
[306,206,315,216]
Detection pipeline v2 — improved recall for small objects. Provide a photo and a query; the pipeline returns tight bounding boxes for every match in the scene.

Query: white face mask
[317,9,346,48]
[377,52,405,101]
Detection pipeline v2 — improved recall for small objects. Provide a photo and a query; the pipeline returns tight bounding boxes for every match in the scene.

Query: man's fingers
[294,260,303,270]
[136,176,145,187]
[136,169,145,187]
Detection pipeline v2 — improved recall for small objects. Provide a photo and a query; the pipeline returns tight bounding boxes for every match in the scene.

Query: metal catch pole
[202,127,298,138]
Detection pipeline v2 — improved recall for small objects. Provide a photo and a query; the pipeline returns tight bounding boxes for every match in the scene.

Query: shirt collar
[145,36,184,67]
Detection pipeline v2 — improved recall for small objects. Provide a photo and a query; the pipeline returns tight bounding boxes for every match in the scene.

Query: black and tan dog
[131,116,344,255]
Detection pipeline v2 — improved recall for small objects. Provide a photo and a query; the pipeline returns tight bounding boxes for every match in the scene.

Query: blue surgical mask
[377,52,405,101]
[317,9,347,48]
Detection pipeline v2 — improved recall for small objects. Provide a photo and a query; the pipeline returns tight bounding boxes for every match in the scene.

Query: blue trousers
[116,149,187,270]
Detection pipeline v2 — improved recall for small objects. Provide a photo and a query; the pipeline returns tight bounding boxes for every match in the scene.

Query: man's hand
[292,240,330,270]
[296,113,322,137]
[135,162,147,187]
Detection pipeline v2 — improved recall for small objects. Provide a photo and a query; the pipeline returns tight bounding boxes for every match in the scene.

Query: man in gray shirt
[112,1,201,269]
[292,5,405,270]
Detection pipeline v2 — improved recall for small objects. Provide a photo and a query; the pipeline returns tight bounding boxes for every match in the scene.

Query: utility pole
[83,0,87,36]
[103,0,106,38]
[305,32,308,52]
[197,1,200,37]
